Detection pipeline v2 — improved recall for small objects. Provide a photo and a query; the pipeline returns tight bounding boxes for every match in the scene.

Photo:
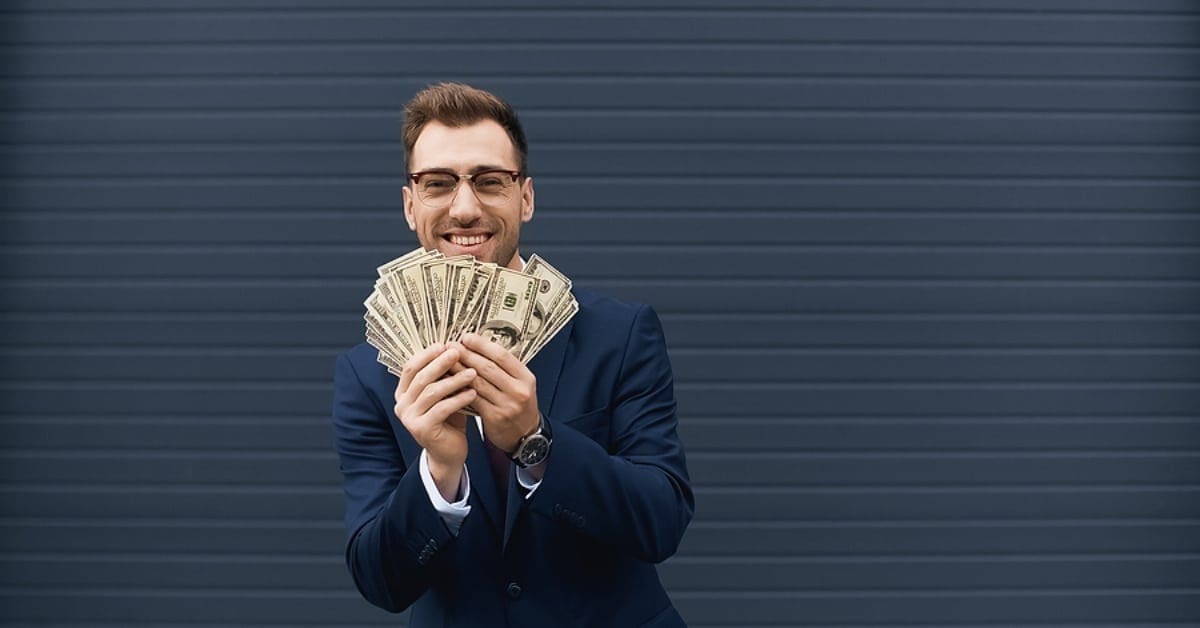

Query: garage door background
[2,1,1199,625]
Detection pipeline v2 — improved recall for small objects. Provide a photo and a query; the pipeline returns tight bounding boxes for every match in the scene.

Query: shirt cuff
[418,449,471,535]
[516,462,545,498]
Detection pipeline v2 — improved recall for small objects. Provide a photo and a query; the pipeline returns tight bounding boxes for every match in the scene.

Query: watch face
[518,436,550,466]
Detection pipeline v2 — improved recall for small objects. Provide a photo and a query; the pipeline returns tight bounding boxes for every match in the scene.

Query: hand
[454,333,540,454]
[394,343,477,500]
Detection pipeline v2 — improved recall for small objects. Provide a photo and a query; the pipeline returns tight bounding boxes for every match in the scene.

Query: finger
[425,388,479,424]
[465,366,505,403]
[407,346,463,399]
[397,343,445,396]
[412,367,476,416]
[461,332,526,380]
[455,346,513,392]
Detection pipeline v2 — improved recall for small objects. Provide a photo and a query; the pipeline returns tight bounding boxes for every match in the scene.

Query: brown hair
[402,82,529,175]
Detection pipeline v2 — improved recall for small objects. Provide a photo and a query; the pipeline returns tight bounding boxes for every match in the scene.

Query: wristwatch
[509,413,553,468]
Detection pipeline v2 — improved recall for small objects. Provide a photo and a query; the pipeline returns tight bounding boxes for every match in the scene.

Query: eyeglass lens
[416,171,514,207]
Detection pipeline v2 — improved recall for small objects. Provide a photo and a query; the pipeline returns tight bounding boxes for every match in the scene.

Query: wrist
[509,413,553,469]
[427,455,464,502]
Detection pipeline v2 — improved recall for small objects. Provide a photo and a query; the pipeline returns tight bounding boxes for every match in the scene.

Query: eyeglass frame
[407,169,524,208]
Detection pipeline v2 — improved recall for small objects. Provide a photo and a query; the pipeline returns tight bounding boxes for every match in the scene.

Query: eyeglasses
[408,169,522,209]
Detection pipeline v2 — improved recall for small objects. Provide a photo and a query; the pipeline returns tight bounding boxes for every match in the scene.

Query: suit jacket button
[506,582,522,599]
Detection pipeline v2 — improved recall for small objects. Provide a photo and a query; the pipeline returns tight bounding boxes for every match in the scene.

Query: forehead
[409,120,519,171]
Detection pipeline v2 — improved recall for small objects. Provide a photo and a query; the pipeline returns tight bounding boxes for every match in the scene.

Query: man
[478,319,521,352]
[331,82,694,627]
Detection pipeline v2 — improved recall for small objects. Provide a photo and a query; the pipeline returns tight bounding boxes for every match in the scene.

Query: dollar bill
[520,254,572,359]
[522,296,578,362]
[476,267,539,358]
[363,247,578,373]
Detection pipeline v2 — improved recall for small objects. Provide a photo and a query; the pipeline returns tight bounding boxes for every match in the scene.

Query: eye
[421,175,456,191]
[475,174,505,190]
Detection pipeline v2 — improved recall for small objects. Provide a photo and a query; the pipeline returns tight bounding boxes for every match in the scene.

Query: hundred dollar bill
[374,276,417,349]
[364,295,417,362]
[522,296,578,362]
[521,254,572,359]
[421,259,451,344]
[454,263,497,339]
[444,258,483,341]
[381,249,440,344]
[393,260,433,348]
[371,333,406,376]
[476,267,539,358]
[377,248,432,278]
[364,246,578,372]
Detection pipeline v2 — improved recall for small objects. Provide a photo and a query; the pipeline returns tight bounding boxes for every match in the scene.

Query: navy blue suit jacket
[331,287,695,627]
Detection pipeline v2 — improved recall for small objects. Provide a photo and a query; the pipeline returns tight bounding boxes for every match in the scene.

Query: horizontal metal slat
[10,45,1200,79]
[5,519,1197,556]
[6,179,1197,211]
[3,485,1198,520]
[7,213,1199,246]
[0,590,387,624]
[5,111,1197,145]
[2,349,1198,383]
[13,0,1200,13]
[3,450,1197,486]
[4,280,1197,315]
[673,591,1200,624]
[3,417,1197,453]
[0,520,342,555]
[5,589,1196,624]
[2,382,1197,416]
[4,248,1199,280]
[3,554,1197,591]
[5,78,1198,112]
[5,13,1197,46]
[2,313,1197,349]
[8,145,1200,178]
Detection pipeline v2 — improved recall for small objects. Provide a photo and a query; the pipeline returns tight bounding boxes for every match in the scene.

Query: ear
[402,185,417,231]
[520,176,535,224]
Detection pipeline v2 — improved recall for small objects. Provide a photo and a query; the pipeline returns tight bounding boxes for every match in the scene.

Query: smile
[446,234,491,246]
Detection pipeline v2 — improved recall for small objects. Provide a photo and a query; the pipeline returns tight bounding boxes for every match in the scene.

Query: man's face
[403,120,534,270]
[482,325,519,350]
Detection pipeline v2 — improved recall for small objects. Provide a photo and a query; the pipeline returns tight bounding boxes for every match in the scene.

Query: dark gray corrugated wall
[2,1,1200,626]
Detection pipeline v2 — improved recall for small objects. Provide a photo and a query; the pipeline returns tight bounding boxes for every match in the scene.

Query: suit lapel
[502,317,575,551]
[527,316,574,418]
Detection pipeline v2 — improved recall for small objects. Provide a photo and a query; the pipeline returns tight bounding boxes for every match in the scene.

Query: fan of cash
[364,247,579,377]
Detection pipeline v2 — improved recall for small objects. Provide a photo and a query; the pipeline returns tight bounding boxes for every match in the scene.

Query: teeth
[449,234,488,246]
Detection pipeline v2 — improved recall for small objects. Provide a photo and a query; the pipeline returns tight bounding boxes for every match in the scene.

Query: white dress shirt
[418,416,543,534]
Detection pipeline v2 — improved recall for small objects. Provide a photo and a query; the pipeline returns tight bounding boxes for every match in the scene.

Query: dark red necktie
[482,436,510,503]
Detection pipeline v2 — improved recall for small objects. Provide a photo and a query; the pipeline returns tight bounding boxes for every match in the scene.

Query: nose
[447,180,483,224]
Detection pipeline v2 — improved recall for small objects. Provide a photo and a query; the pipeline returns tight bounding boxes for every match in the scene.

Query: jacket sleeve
[330,352,457,612]
[528,304,695,563]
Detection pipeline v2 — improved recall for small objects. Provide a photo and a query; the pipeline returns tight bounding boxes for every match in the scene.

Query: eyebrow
[414,164,514,175]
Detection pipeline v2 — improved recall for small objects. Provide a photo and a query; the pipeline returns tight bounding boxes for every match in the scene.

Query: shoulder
[568,287,667,355]
[572,286,655,328]
[335,342,397,397]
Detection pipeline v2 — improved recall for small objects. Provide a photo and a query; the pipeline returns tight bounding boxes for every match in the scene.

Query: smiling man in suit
[331,82,694,627]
